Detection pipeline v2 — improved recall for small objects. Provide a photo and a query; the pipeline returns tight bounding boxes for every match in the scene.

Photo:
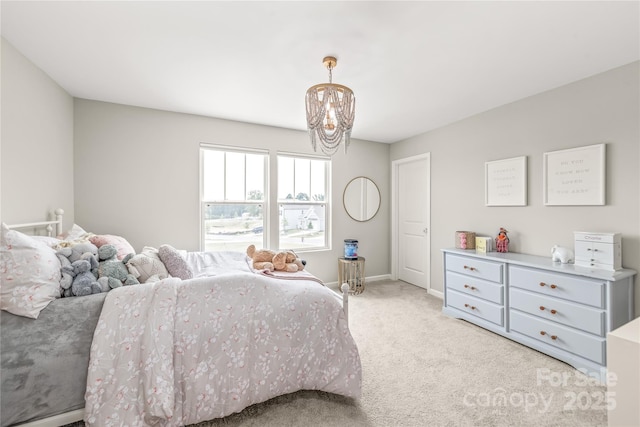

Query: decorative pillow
[158,244,193,280]
[0,223,62,319]
[126,246,169,283]
[90,235,135,260]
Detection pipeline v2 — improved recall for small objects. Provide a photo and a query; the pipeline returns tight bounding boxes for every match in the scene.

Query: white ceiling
[2,1,639,144]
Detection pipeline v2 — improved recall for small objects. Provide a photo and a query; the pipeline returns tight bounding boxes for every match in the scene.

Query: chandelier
[305,56,356,155]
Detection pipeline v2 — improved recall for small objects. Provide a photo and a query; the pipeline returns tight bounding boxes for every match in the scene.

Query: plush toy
[247,245,306,273]
[96,244,139,291]
[551,245,574,264]
[56,250,74,293]
[273,250,305,272]
[495,228,510,253]
[56,242,101,297]
[246,244,276,271]
[65,241,99,262]
[63,259,102,297]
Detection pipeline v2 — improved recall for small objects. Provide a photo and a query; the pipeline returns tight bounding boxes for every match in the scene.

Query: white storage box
[574,232,622,271]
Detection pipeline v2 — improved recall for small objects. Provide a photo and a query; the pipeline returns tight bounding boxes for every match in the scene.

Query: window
[201,146,267,252]
[277,154,330,251]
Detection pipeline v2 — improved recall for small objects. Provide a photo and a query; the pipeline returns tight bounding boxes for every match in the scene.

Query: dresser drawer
[509,265,604,308]
[446,254,503,284]
[446,289,504,326]
[510,288,605,336]
[446,271,503,304]
[510,310,605,365]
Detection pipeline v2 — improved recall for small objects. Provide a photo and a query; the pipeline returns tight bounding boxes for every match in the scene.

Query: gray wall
[3,36,637,313]
[1,38,75,229]
[73,100,390,283]
[391,61,640,315]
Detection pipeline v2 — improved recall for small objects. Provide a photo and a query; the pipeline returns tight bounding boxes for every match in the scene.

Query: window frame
[276,151,331,252]
[199,143,269,251]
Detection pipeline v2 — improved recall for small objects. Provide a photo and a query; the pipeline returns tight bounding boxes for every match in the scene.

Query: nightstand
[338,257,365,294]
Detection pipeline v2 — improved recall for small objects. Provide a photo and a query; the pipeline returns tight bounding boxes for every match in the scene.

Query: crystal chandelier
[305,56,356,155]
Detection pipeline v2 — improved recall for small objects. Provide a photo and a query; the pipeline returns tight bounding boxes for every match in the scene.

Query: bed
[1,211,360,426]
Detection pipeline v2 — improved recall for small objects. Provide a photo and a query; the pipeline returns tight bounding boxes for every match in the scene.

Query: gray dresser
[442,248,636,381]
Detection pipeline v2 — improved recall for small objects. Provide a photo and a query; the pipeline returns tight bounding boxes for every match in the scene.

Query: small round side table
[338,256,365,295]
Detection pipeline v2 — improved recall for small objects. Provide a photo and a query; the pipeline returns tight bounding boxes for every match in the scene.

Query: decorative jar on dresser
[442,248,636,382]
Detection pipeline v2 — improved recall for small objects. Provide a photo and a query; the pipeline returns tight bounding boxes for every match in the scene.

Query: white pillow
[31,235,63,248]
[1,223,62,319]
[58,223,88,240]
[126,246,169,283]
[55,223,94,248]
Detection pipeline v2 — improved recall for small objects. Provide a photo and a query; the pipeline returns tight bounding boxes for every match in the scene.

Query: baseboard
[17,409,84,427]
[428,288,443,299]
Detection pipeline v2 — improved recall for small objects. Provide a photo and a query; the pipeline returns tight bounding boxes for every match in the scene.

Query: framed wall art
[485,156,527,206]
[543,143,605,206]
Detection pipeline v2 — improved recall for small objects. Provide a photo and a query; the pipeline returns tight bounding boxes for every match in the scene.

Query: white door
[393,154,430,290]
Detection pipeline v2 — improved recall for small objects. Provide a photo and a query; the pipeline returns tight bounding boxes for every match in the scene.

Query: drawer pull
[540,331,558,340]
[539,306,558,315]
[464,303,476,310]
[463,265,477,271]
[539,282,557,289]
[464,284,477,291]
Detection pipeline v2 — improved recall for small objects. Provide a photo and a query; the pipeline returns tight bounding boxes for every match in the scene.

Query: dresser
[442,248,636,381]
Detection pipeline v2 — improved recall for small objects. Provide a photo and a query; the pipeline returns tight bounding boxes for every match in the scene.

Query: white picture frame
[543,143,605,206]
[485,156,527,206]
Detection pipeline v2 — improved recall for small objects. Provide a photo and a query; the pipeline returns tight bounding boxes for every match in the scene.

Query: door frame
[391,153,433,293]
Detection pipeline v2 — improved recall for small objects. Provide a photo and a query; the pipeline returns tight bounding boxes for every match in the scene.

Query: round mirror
[343,177,381,222]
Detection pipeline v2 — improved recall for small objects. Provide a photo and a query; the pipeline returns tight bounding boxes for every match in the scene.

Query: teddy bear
[247,245,306,272]
[56,243,100,296]
[56,250,74,293]
[96,244,139,291]
[61,259,102,297]
[272,250,305,272]
[246,244,277,271]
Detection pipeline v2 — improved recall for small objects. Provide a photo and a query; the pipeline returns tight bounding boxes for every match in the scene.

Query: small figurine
[496,228,509,253]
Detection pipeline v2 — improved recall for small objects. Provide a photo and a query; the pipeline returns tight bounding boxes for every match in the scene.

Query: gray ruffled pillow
[158,244,193,280]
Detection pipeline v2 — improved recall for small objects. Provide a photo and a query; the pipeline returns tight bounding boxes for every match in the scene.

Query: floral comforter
[84,269,361,426]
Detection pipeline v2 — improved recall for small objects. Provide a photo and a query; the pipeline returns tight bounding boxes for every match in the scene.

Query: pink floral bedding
[84,271,361,426]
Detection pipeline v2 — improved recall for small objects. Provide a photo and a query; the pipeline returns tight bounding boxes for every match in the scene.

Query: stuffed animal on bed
[63,259,102,297]
[56,242,101,296]
[247,245,306,272]
[246,244,277,271]
[272,250,305,272]
[96,244,139,291]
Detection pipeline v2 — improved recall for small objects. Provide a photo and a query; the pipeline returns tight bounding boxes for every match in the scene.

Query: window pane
[203,203,263,251]
[225,152,245,201]
[294,158,310,200]
[278,157,294,200]
[310,160,326,201]
[203,150,224,201]
[279,203,325,250]
[246,154,264,201]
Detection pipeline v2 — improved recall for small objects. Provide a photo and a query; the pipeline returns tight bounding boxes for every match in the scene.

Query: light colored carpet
[68,280,609,426]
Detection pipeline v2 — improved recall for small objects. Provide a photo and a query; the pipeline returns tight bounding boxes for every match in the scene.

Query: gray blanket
[1,292,107,426]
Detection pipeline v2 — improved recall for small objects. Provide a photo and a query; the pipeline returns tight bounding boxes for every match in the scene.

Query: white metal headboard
[6,208,65,237]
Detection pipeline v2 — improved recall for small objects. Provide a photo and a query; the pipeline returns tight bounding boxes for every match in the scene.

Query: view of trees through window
[277,155,329,250]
